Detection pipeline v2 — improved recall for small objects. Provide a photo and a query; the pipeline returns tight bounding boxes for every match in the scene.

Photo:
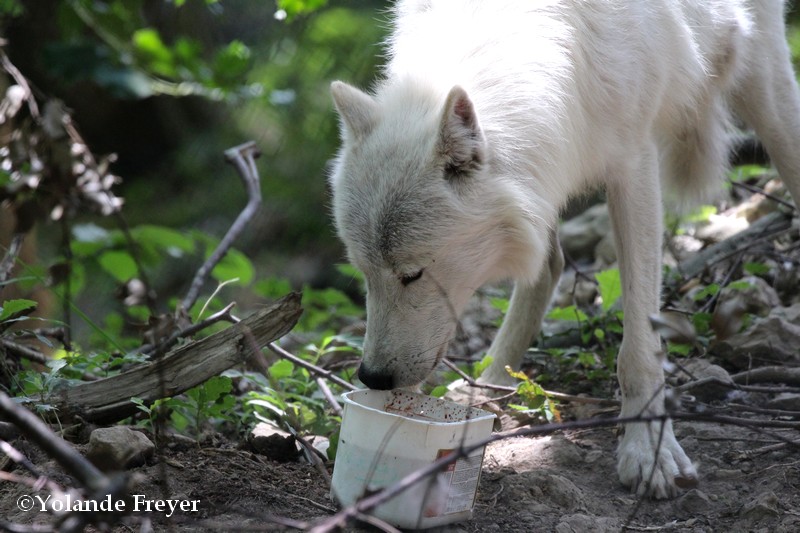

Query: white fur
[329,0,800,499]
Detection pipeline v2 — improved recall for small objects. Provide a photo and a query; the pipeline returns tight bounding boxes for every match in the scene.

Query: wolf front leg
[607,144,697,499]
[479,229,563,387]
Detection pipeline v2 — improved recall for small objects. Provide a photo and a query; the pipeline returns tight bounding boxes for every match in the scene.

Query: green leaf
[202,376,232,403]
[744,262,770,276]
[693,283,720,301]
[727,280,754,291]
[595,268,622,312]
[276,0,328,20]
[667,343,692,356]
[213,40,252,83]
[98,250,138,282]
[132,225,195,256]
[269,359,295,380]
[547,305,589,322]
[254,277,293,299]
[430,385,448,398]
[473,354,494,379]
[132,28,175,77]
[729,164,772,182]
[683,204,717,223]
[211,248,254,286]
[0,299,38,322]
[0,0,24,17]
[490,297,509,314]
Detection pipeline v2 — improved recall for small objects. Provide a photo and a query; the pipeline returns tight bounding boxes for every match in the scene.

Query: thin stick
[316,377,344,417]
[730,180,797,211]
[143,302,238,357]
[181,141,262,313]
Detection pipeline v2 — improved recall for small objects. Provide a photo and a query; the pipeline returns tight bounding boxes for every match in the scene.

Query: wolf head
[329,80,548,389]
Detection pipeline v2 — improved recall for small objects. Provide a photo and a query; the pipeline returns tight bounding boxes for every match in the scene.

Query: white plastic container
[330,389,496,529]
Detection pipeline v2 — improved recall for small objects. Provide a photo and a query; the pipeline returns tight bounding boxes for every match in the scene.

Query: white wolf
[329,0,800,498]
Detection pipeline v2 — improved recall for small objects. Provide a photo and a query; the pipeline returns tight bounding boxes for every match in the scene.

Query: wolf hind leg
[731,12,800,208]
[478,228,563,387]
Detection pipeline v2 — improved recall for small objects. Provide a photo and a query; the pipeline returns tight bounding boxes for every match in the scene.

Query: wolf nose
[357,365,395,390]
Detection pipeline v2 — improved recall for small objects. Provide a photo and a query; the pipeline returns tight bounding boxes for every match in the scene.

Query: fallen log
[678,210,792,279]
[50,293,303,424]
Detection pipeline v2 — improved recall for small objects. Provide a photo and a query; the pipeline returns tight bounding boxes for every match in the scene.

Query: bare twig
[0,233,25,288]
[730,180,797,212]
[180,141,262,313]
[733,438,800,460]
[728,403,800,417]
[316,377,343,417]
[143,302,238,357]
[0,48,40,119]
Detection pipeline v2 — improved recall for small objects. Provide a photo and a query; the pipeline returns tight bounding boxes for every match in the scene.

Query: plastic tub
[330,389,496,529]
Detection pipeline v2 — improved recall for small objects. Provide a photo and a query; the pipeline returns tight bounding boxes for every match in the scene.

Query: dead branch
[677,211,793,279]
[733,438,800,460]
[180,141,262,314]
[731,366,800,386]
[48,293,302,424]
[141,302,238,357]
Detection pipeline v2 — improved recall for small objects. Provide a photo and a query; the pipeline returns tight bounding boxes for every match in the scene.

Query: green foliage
[239,333,359,444]
[0,0,23,17]
[744,261,771,276]
[505,366,560,422]
[132,376,234,437]
[277,0,329,21]
[40,0,261,99]
[595,268,622,312]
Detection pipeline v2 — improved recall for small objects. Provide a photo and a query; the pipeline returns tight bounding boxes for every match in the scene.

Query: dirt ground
[2,392,799,532]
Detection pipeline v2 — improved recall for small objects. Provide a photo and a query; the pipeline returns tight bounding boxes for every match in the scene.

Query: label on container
[423,448,485,517]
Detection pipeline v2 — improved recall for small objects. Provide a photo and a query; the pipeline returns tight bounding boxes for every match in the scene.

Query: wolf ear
[331,81,378,142]
[438,86,484,179]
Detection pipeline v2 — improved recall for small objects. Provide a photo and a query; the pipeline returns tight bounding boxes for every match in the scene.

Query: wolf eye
[400,270,423,286]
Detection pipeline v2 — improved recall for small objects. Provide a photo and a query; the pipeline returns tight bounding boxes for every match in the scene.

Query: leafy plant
[131,375,235,437]
[505,367,560,423]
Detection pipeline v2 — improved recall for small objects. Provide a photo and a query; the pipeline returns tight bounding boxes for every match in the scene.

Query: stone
[249,421,299,461]
[711,303,800,369]
[560,204,611,263]
[86,426,155,471]
[740,491,780,521]
[676,489,712,515]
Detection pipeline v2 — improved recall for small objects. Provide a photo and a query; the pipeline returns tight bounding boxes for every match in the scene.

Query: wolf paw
[617,421,698,499]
